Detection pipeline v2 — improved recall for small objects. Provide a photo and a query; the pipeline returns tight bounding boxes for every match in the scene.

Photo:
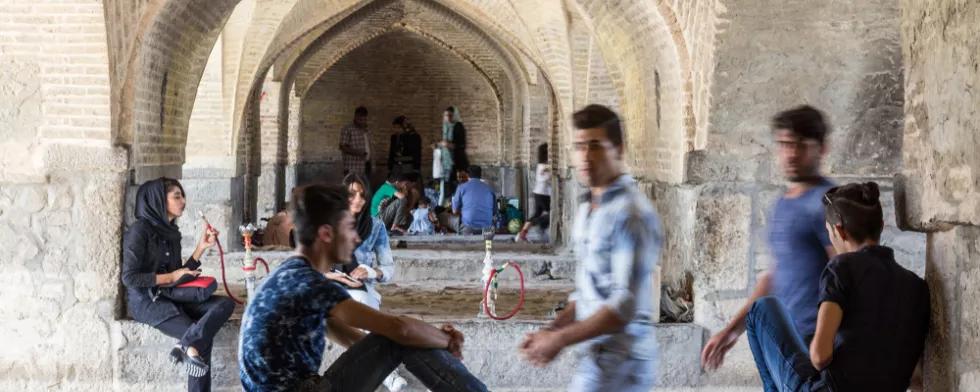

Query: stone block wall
[901,0,980,389]
[702,0,904,184]
[0,145,128,391]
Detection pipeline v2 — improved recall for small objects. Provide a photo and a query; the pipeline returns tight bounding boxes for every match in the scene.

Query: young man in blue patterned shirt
[239,184,487,392]
[520,104,663,391]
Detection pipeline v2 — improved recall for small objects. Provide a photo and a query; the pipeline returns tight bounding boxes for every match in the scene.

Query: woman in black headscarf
[121,177,235,392]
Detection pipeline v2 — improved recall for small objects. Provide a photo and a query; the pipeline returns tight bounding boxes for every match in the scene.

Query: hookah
[197,212,269,305]
[238,223,270,303]
[480,229,526,320]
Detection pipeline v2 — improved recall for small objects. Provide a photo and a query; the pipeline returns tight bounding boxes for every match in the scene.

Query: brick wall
[185,38,230,166]
[0,0,113,181]
[233,0,553,174]
[124,0,238,174]
[666,0,722,150]
[574,0,690,183]
[288,0,527,167]
[299,30,501,183]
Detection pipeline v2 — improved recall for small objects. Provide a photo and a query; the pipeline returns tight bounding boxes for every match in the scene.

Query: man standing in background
[340,106,372,178]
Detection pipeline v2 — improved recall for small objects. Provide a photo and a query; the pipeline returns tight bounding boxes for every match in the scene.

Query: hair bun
[860,182,880,205]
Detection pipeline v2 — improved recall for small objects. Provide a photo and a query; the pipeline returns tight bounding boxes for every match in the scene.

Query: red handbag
[177,276,216,288]
[159,275,218,303]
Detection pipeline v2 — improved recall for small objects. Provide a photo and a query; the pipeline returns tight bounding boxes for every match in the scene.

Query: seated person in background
[744,182,929,392]
[238,184,487,392]
[378,173,419,235]
[371,173,411,217]
[423,181,439,208]
[261,204,295,249]
[408,197,436,235]
[326,174,408,392]
[450,165,496,235]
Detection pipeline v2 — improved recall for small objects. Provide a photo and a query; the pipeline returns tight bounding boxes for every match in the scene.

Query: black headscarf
[135,178,183,243]
[340,173,373,280]
[343,173,374,242]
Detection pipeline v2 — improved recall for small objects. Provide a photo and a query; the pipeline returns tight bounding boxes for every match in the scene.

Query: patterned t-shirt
[239,257,351,391]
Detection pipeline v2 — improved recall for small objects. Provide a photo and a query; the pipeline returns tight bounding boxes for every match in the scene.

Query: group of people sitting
[372,165,497,235]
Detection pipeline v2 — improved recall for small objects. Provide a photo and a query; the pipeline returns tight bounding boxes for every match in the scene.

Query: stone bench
[115,277,694,391]
[114,313,706,391]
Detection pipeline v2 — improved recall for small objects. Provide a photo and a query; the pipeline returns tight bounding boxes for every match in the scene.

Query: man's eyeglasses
[775,140,820,152]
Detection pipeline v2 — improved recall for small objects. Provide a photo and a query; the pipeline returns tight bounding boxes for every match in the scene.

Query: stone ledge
[42,143,128,173]
[114,318,707,390]
[225,250,580,284]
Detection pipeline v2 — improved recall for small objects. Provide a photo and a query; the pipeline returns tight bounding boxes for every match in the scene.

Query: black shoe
[173,345,210,378]
[168,344,183,366]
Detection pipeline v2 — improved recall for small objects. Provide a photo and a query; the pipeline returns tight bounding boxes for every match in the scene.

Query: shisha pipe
[239,222,271,303]
[197,212,269,305]
[479,229,525,320]
[482,261,526,320]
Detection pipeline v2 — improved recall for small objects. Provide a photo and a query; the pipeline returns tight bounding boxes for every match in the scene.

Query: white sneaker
[383,372,408,392]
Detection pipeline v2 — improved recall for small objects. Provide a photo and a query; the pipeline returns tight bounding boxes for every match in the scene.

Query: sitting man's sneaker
[383,372,408,392]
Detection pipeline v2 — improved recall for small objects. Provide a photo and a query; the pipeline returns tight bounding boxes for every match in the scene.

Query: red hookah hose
[209,234,271,305]
[482,261,526,320]
[212,237,244,305]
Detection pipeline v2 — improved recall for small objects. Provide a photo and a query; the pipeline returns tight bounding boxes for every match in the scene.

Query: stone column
[256,75,282,219]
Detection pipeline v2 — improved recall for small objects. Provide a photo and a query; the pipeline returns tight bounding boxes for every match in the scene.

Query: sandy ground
[377,284,573,321]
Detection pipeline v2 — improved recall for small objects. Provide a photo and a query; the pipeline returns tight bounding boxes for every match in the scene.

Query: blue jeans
[746,297,834,392]
[566,346,655,392]
[299,334,487,392]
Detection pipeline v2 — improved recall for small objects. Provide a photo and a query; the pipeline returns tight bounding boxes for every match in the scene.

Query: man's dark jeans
[746,297,835,392]
[299,334,488,392]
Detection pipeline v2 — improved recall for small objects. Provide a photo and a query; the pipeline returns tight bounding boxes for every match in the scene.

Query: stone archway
[296,29,504,185]
[234,0,557,224]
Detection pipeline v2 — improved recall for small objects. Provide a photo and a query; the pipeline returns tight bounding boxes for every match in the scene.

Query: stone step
[388,250,576,283]
[388,234,555,253]
[114,315,707,391]
[208,249,577,287]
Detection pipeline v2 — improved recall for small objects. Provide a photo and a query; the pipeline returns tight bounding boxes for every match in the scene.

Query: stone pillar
[922,226,980,391]
[284,84,301,200]
[901,2,980,389]
[256,75,281,219]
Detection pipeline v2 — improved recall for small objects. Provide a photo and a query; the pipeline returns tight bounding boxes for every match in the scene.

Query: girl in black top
[121,177,235,392]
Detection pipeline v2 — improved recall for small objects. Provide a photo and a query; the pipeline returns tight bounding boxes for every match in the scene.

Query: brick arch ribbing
[285,1,531,164]
[570,0,693,183]
[114,0,240,179]
[230,0,560,172]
